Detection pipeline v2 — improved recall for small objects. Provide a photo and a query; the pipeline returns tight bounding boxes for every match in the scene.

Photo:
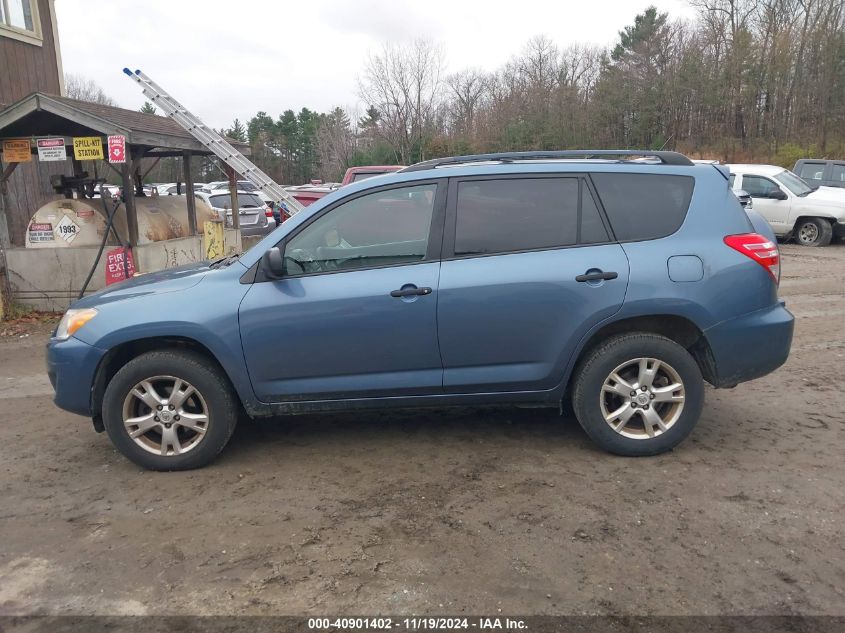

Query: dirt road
[1,244,843,617]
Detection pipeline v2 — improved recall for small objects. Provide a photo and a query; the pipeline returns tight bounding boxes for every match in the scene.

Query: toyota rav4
[47,150,794,470]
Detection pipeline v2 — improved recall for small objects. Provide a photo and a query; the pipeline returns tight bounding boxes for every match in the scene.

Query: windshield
[208,193,264,209]
[774,170,813,196]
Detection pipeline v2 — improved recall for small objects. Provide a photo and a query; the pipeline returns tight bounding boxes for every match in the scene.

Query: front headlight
[55,308,98,340]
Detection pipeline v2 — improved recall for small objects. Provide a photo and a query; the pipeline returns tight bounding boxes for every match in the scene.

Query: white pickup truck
[728,164,845,246]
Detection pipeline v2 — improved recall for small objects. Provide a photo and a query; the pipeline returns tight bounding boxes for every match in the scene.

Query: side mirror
[771,189,788,200]
[261,247,286,279]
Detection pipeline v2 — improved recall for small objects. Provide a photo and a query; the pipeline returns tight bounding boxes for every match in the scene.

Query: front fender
[74,266,260,413]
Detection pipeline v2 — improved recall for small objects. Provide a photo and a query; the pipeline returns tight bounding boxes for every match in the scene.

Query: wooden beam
[224,164,240,230]
[1,161,19,194]
[121,152,139,247]
[183,151,197,236]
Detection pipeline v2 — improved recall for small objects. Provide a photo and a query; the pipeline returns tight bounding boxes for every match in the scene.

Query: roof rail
[401,149,694,172]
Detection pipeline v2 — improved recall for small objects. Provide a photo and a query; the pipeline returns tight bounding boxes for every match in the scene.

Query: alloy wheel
[599,358,686,440]
[798,222,819,245]
[122,375,210,456]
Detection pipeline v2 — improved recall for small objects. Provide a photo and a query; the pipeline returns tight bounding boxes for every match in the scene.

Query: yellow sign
[72,136,104,160]
[203,220,225,260]
[2,139,32,163]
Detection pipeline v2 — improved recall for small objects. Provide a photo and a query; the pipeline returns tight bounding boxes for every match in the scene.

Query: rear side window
[591,173,694,241]
[831,164,845,184]
[797,162,825,182]
[453,178,608,256]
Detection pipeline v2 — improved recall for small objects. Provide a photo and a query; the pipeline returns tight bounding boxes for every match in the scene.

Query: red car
[286,166,406,209]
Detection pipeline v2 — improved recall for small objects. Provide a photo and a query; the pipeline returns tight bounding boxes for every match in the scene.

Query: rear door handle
[575,271,618,282]
[390,286,432,298]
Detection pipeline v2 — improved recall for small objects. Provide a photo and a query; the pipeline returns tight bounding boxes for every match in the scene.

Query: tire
[571,333,704,456]
[102,350,238,471]
[794,217,833,247]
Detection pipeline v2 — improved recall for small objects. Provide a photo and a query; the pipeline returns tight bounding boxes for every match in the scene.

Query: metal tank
[25,196,216,248]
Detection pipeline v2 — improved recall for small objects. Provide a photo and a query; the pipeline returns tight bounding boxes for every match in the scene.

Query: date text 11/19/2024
[307,617,528,631]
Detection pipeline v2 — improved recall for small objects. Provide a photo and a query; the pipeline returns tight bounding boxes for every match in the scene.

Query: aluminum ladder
[123,68,304,215]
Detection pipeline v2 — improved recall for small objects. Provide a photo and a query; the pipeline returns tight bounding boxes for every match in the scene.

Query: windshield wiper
[209,253,241,269]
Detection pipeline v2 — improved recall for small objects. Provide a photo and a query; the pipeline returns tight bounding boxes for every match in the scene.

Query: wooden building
[0,0,64,247]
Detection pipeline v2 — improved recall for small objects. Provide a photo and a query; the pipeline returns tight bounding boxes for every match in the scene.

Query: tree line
[230,0,843,183]
[68,0,845,185]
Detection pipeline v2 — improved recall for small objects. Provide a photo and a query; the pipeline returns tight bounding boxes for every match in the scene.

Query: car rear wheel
[794,218,833,247]
[102,350,238,470]
[571,333,704,456]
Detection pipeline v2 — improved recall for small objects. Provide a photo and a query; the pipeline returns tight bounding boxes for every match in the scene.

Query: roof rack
[401,150,694,172]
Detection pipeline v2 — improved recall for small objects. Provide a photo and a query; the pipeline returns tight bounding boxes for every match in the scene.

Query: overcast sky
[55,0,697,129]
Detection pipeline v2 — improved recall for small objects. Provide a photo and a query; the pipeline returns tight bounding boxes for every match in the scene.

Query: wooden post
[224,164,240,230]
[0,160,18,249]
[183,151,197,236]
[121,151,139,247]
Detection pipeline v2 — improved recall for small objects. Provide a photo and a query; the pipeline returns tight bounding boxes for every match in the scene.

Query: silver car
[195,190,274,237]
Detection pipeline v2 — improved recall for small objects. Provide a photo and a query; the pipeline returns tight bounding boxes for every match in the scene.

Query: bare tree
[358,39,445,163]
[63,73,117,106]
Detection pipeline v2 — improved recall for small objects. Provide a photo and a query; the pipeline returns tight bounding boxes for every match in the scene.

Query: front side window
[831,164,845,183]
[454,178,600,256]
[283,183,437,275]
[740,175,781,198]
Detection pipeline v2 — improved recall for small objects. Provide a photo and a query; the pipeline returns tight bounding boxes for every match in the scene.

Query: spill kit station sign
[2,139,31,162]
[36,138,67,162]
[72,136,104,160]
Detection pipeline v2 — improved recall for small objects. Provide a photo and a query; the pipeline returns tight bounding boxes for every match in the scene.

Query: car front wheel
[571,333,704,456]
[102,350,238,470]
[794,217,833,247]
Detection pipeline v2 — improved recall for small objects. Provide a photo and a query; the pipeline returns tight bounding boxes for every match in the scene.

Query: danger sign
[108,135,126,163]
[36,138,67,162]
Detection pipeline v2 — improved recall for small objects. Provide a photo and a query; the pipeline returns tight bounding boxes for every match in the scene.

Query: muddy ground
[0,244,843,617]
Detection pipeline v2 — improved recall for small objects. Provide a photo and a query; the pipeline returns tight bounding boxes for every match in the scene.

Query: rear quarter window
[591,173,694,242]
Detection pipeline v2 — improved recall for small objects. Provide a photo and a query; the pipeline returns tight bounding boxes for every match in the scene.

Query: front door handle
[390,286,432,298]
[575,271,618,282]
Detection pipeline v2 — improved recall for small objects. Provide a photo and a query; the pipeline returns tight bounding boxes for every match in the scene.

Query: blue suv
[47,150,794,470]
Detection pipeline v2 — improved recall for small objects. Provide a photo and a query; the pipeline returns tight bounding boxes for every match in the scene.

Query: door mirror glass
[770,189,788,200]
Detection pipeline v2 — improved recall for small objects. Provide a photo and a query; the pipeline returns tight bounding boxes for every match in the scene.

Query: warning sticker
[28,222,54,243]
[55,215,81,244]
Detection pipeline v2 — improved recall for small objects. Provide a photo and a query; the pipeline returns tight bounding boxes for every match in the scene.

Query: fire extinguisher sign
[108,135,126,163]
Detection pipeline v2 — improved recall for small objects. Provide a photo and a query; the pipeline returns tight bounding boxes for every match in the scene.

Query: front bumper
[703,301,794,387]
[46,336,106,417]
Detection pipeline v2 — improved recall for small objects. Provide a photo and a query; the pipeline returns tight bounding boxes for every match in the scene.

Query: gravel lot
[1,244,843,617]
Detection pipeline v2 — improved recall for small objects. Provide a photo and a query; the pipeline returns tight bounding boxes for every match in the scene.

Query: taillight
[265,208,274,217]
[724,233,780,283]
